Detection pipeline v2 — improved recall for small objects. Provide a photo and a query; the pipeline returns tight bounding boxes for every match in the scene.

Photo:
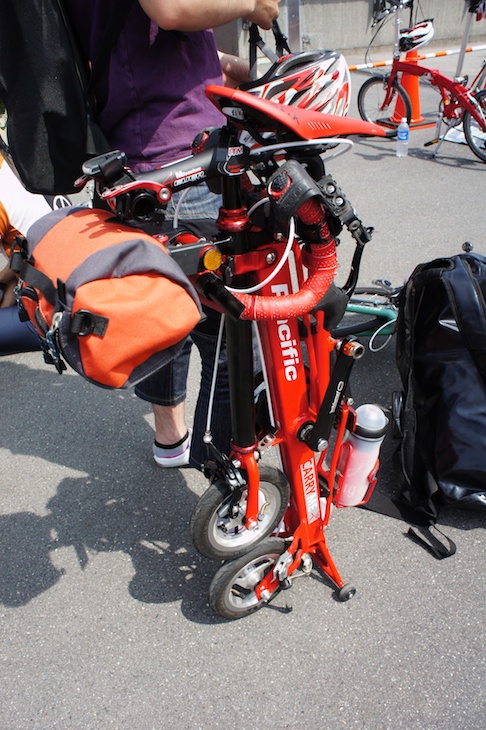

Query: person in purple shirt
[65,0,280,469]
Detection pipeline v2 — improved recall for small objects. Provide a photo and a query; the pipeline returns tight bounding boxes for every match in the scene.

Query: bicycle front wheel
[190,465,290,561]
[357,75,412,138]
[463,89,486,163]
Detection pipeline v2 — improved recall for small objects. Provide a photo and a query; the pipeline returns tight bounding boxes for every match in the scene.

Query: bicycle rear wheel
[209,538,287,619]
[357,75,412,138]
[463,89,486,163]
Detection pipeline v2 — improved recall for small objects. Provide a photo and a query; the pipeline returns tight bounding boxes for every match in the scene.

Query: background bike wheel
[190,465,290,561]
[357,76,412,138]
[331,313,389,339]
[209,537,287,620]
[463,89,486,163]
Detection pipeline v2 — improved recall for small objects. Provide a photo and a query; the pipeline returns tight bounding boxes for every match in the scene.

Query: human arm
[218,51,250,87]
[138,0,279,32]
[0,264,16,307]
[0,206,16,307]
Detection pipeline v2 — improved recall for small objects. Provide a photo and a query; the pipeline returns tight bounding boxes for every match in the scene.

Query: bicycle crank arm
[300,338,364,451]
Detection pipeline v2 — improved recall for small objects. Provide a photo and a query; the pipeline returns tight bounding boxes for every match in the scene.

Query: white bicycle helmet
[240,50,351,118]
[399,20,434,52]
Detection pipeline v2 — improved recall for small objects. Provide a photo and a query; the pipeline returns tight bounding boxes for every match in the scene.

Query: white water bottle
[336,404,388,507]
[396,117,409,157]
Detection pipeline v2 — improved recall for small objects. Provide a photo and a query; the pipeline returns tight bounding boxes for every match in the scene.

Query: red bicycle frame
[204,155,370,596]
[79,85,388,609]
[386,59,486,127]
[248,261,358,593]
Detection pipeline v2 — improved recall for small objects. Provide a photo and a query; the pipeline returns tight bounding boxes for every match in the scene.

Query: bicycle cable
[204,311,226,444]
[226,216,296,295]
[368,318,396,351]
[252,320,277,430]
[172,187,190,228]
[250,138,354,162]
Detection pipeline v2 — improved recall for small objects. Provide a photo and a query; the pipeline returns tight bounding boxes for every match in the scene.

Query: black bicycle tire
[331,286,398,338]
[190,465,290,561]
[208,537,287,620]
[331,315,389,339]
[357,75,412,138]
[463,89,486,163]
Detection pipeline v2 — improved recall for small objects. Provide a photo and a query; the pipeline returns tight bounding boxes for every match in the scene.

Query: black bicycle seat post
[217,173,256,454]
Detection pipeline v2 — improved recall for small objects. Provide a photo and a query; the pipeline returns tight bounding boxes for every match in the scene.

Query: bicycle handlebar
[233,240,338,320]
[79,88,377,323]
[372,0,412,25]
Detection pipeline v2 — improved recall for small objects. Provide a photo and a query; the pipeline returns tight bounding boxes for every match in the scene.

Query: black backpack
[0,0,133,195]
[396,252,486,511]
[365,252,486,558]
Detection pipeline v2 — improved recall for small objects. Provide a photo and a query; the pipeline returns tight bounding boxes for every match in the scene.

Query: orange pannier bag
[13,207,201,388]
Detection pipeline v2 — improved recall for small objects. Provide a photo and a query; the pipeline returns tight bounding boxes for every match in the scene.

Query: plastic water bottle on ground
[396,117,409,157]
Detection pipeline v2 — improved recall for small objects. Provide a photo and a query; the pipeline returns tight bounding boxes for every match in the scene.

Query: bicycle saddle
[206,85,387,140]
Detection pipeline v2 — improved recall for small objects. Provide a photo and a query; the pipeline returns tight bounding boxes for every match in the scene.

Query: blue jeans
[136,184,231,469]
[135,312,230,469]
[0,306,41,355]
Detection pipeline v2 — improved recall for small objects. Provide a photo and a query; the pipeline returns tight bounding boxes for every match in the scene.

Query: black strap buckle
[71,309,109,337]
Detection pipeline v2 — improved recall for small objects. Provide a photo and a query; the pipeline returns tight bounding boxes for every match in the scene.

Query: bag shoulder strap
[87,0,136,94]
[441,254,486,387]
[361,490,457,559]
[55,0,135,98]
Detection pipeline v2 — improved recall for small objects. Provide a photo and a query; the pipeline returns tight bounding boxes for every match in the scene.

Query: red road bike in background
[357,0,486,160]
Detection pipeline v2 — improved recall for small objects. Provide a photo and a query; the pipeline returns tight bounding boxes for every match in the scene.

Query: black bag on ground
[364,253,486,559]
[396,252,486,517]
[0,0,133,195]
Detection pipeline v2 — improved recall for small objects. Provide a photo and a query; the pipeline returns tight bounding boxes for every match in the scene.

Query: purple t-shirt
[65,0,224,171]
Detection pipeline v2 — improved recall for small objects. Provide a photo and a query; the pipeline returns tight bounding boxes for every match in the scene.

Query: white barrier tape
[348,44,486,72]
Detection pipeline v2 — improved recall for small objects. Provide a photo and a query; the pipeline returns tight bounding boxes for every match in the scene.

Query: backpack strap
[55,0,135,98]
[10,237,58,308]
[441,254,486,387]
[86,0,136,94]
[18,260,58,307]
[362,490,457,559]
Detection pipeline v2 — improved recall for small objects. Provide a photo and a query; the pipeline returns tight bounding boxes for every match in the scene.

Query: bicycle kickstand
[424,113,449,157]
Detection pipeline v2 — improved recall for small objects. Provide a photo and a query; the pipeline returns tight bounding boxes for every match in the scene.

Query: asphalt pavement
[1,47,485,729]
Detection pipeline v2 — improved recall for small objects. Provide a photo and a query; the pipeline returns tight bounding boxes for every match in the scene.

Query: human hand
[245,0,280,30]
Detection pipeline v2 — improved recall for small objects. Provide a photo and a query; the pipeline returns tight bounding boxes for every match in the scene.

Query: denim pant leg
[135,337,192,406]
[165,184,221,222]
[189,327,231,470]
[135,315,232,470]
[135,184,230,468]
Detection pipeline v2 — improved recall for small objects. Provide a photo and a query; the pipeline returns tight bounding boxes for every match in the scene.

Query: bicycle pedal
[371,278,393,292]
[424,138,439,147]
